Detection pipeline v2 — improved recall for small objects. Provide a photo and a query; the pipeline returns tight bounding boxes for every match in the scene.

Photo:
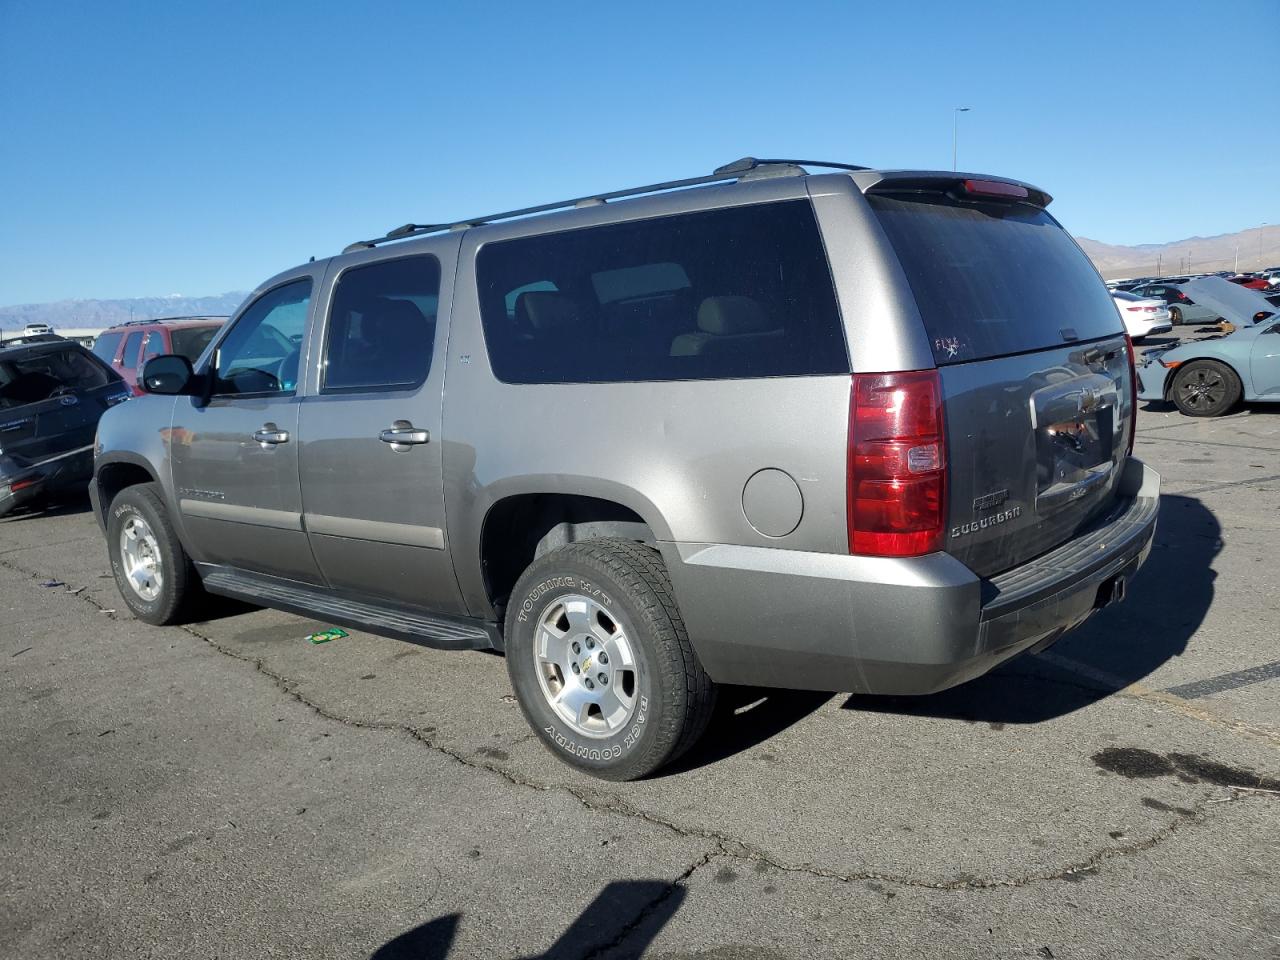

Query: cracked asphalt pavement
[3,377,1279,958]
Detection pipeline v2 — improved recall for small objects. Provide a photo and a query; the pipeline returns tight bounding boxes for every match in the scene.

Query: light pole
[952,107,970,171]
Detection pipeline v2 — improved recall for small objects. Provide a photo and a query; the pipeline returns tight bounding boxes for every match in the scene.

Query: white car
[1112,290,1172,341]
[23,322,53,335]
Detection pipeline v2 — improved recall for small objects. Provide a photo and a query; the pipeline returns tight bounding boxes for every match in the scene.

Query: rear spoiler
[849,170,1053,208]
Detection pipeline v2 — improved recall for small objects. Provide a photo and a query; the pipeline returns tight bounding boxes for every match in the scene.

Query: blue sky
[1,0,1276,304]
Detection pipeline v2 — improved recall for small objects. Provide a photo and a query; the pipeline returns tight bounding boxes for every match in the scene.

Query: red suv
[90,317,227,393]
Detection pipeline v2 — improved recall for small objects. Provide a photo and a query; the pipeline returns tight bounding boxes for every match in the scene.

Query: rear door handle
[253,423,290,447]
[379,421,430,449]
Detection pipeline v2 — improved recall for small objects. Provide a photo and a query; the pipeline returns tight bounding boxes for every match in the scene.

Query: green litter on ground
[307,627,349,644]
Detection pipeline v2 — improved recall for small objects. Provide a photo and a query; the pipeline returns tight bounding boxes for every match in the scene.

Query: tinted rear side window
[476,200,847,383]
[169,325,221,362]
[868,193,1120,365]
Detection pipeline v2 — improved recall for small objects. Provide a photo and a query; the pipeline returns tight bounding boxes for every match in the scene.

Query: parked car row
[1136,276,1279,417]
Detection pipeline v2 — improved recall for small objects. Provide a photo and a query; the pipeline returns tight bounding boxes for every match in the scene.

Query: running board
[197,565,502,652]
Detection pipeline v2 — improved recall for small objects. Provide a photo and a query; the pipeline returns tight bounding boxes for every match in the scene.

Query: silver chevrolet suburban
[91,158,1160,779]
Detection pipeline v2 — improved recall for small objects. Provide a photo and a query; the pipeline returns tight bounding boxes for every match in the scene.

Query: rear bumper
[1127,319,1173,338]
[0,446,94,518]
[662,457,1159,695]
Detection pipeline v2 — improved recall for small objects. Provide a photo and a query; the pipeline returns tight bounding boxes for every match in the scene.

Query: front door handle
[379,420,430,450]
[253,423,290,447]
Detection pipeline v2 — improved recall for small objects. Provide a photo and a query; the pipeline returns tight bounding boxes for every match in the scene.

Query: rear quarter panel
[442,178,876,619]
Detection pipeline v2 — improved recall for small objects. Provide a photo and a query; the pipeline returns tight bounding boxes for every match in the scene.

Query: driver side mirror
[141,354,199,395]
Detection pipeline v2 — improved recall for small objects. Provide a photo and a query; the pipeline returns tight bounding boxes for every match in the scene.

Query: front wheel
[504,539,716,780]
[1171,360,1241,418]
[107,483,200,624]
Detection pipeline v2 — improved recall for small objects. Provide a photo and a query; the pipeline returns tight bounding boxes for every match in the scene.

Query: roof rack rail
[342,156,869,253]
[114,315,230,327]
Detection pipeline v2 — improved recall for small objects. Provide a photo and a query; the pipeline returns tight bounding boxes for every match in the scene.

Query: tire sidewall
[505,554,664,777]
[1172,361,1238,417]
[107,493,178,622]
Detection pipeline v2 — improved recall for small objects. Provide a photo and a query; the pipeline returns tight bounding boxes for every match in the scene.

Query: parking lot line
[1038,651,1280,749]
[1163,661,1280,700]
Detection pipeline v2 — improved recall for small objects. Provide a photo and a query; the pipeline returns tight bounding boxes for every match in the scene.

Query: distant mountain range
[1077,226,1279,280]
[3,224,1277,330]
[0,292,248,331]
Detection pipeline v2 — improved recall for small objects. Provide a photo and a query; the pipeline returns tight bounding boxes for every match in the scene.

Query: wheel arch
[94,454,161,523]
[477,490,662,620]
[1164,354,1244,401]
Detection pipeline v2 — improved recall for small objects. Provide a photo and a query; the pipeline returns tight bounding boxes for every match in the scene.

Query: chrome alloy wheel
[119,515,163,602]
[533,594,639,738]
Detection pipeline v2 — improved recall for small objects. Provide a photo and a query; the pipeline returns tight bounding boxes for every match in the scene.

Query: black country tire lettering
[543,725,624,759]
[622,695,649,749]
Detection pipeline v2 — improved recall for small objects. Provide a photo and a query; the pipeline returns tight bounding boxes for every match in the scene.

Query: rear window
[91,331,123,363]
[0,347,114,409]
[476,200,848,384]
[868,192,1120,365]
[170,325,221,363]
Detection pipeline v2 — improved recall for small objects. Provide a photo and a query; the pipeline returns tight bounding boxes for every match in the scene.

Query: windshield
[169,325,221,362]
[868,192,1120,365]
[0,347,113,409]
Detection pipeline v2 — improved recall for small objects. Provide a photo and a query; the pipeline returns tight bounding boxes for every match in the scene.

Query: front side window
[323,255,440,393]
[212,279,312,397]
[475,201,847,384]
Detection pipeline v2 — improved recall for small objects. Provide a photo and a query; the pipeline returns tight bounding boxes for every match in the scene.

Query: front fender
[92,395,187,540]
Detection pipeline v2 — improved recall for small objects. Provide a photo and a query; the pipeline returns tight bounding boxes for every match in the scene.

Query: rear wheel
[107,483,200,624]
[1171,360,1241,418]
[504,539,716,780]
[1168,306,1183,325]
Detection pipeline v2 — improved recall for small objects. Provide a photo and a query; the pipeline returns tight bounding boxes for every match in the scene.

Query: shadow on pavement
[656,685,833,778]
[0,490,93,523]
[841,494,1219,725]
[371,880,685,960]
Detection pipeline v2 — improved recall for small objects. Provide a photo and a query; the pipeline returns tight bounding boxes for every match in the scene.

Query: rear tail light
[9,478,39,493]
[1124,335,1138,456]
[848,370,947,557]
